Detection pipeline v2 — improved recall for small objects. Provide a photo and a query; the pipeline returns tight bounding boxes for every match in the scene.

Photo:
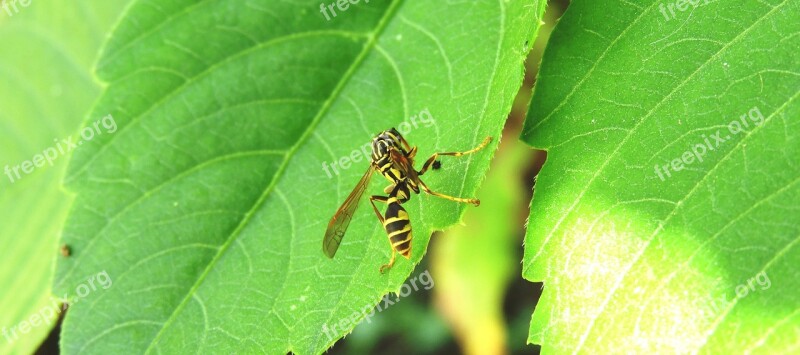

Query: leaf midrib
[560,2,790,351]
[524,0,788,274]
[631,171,800,333]
[141,1,405,352]
[56,30,369,290]
[65,29,367,186]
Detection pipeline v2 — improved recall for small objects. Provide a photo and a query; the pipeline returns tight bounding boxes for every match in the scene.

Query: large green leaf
[522,0,798,353]
[0,1,129,354]
[53,0,546,353]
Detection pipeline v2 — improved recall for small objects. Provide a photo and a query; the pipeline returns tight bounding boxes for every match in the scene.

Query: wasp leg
[369,195,389,223]
[407,146,417,159]
[418,136,492,176]
[380,249,397,274]
[396,132,414,155]
[418,180,480,206]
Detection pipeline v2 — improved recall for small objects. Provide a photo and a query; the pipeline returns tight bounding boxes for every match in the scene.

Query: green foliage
[522,0,799,353]
[53,0,546,353]
[0,1,130,353]
[432,139,533,353]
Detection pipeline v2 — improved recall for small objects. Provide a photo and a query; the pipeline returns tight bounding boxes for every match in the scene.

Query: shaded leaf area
[522,0,799,353]
[432,137,534,354]
[53,0,546,353]
[0,1,130,353]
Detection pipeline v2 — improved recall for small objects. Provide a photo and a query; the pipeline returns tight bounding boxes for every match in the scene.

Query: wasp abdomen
[384,197,412,258]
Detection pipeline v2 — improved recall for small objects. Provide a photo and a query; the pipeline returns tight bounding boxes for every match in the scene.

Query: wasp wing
[323,165,375,258]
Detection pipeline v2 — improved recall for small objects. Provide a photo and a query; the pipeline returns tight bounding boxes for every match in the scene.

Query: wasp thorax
[371,129,404,161]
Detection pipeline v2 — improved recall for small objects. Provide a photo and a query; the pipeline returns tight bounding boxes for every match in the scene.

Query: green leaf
[522,0,799,353]
[0,1,129,354]
[54,0,546,353]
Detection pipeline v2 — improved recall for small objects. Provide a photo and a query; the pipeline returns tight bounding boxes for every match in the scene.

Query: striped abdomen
[383,196,412,258]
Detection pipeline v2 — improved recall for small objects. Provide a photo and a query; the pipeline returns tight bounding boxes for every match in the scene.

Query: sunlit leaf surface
[522,0,799,353]
[53,0,547,353]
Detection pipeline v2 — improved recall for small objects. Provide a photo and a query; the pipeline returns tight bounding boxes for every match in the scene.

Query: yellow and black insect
[323,128,491,273]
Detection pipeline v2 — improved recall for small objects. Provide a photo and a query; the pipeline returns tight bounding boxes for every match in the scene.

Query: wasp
[323,128,492,273]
